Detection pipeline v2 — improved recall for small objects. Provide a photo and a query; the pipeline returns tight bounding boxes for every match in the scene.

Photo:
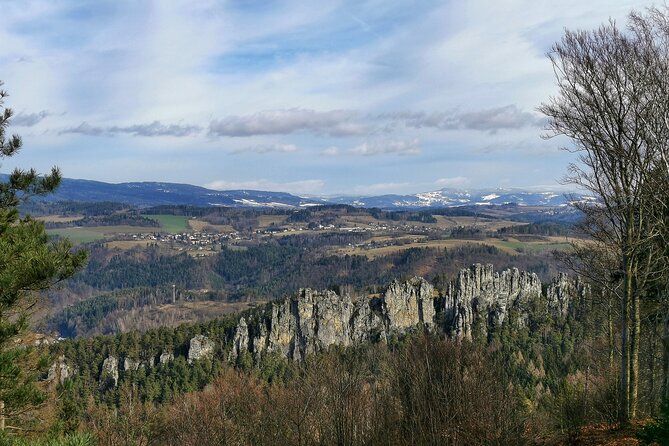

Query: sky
[0,0,654,196]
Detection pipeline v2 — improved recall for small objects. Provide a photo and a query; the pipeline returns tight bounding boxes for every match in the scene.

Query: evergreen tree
[0,81,86,431]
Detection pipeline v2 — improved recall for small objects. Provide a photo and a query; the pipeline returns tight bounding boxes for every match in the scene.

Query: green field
[47,225,158,244]
[144,215,190,233]
[47,227,109,243]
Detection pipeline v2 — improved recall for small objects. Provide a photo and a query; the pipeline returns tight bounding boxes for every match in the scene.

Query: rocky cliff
[188,335,215,364]
[91,336,211,386]
[47,355,76,385]
[444,264,542,340]
[231,276,436,362]
[231,264,586,362]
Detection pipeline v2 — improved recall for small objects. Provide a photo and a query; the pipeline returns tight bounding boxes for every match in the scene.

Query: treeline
[43,287,228,338]
[497,222,573,237]
[20,201,129,217]
[52,318,236,410]
[142,205,288,231]
[42,289,609,444]
[89,340,529,445]
[273,231,370,248]
[46,213,160,229]
[71,245,207,290]
[51,243,563,337]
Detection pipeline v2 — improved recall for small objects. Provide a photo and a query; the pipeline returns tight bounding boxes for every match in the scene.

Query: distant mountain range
[328,189,596,208]
[2,174,594,209]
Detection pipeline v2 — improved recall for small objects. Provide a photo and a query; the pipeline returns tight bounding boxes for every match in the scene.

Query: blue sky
[0,0,652,196]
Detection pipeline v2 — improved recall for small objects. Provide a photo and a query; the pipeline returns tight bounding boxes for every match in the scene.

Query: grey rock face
[100,356,119,387]
[159,351,174,364]
[444,264,542,340]
[188,335,215,364]
[383,277,436,331]
[230,264,587,363]
[545,273,589,317]
[47,355,75,385]
[123,357,142,372]
[230,317,250,362]
[231,277,437,362]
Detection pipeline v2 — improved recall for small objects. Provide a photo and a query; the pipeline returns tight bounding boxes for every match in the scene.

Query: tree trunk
[608,299,615,369]
[619,258,632,424]
[663,310,669,402]
[630,288,640,420]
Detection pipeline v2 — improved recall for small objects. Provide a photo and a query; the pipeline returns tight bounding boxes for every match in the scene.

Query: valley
[31,201,578,338]
[3,3,668,442]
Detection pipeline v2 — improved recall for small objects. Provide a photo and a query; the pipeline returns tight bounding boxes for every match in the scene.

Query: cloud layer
[61,121,202,137]
[12,110,52,127]
[209,109,367,137]
[381,105,544,133]
[0,0,649,194]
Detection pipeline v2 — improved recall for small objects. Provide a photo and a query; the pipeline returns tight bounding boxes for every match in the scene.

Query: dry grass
[570,423,642,446]
[257,215,288,228]
[35,215,83,223]
[337,215,379,225]
[333,236,577,259]
[147,300,264,325]
[188,219,235,233]
[105,240,156,250]
[186,250,220,257]
[432,215,526,230]
[332,239,497,259]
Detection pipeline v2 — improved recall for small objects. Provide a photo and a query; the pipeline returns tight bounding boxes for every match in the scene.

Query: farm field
[145,214,190,233]
[334,235,576,259]
[35,215,83,223]
[187,219,235,233]
[257,215,288,228]
[47,225,158,243]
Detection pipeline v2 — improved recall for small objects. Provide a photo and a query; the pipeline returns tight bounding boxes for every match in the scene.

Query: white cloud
[380,105,544,133]
[204,179,325,195]
[434,176,470,188]
[11,110,52,127]
[349,139,421,156]
[0,0,651,195]
[320,146,340,156]
[352,182,413,194]
[61,121,202,137]
[321,139,421,157]
[208,109,367,137]
[231,143,298,154]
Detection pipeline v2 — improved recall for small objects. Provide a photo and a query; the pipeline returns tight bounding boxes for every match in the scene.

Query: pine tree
[0,81,86,431]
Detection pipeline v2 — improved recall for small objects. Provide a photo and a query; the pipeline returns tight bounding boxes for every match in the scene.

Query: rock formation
[545,273,589,318]
[123,357,142,372]
[230,265,586,362]
[159,351,174,364]
[231,277,436,362]
[188,335,215,364]
[47,355,75,385]
[100,356,119,387]
[383,277,436,330]
[444,264,542,340]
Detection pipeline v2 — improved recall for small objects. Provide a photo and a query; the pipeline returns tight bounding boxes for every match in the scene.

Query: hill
[2,174,593,209]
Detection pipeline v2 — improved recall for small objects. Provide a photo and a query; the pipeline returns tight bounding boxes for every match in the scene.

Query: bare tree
[539,6,669,423]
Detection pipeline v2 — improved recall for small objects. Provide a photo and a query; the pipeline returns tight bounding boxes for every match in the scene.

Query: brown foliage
[137,337,529,445]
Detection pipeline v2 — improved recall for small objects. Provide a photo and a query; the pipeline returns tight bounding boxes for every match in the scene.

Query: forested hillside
[31,264,636,444]
[42,241,563,337]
